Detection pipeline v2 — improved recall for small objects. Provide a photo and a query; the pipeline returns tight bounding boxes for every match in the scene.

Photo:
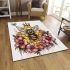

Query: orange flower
[36,43,44,49]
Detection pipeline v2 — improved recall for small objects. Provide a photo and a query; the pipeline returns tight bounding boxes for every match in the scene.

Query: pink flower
[25,44,38,53]
[15,43,19,48]
[18,37,23,41]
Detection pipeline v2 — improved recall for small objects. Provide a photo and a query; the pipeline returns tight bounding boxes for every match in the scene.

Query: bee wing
[32,25,39,31]
[16,26,25,32]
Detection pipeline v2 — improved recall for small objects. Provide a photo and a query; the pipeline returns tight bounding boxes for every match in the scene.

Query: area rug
[8,20,68,61]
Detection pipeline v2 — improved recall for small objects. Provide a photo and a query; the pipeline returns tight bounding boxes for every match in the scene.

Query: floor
[0,15,70,70]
